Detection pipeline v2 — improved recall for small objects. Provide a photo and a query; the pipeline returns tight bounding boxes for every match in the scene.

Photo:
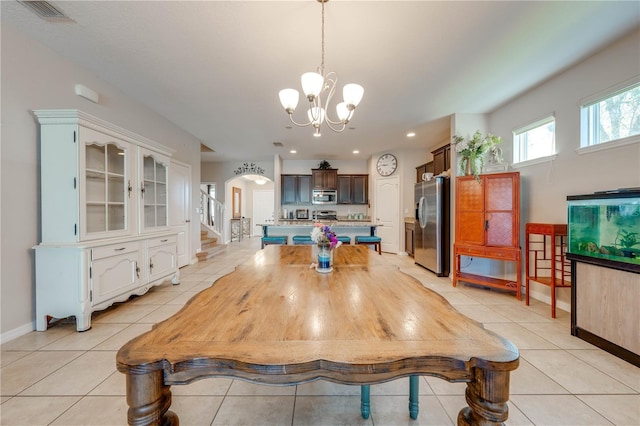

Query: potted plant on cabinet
[453,130,502,179]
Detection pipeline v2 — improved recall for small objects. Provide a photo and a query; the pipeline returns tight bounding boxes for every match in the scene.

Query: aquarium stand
[568,255,639,367]
[525,223,572,318]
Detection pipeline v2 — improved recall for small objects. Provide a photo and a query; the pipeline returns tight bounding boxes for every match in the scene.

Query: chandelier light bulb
[301,72,324,100]
[336,102,350,122]
[343,84,364,108]
[279,89,299,113]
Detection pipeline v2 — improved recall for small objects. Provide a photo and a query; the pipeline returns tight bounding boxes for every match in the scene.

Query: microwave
[312,189,337,205]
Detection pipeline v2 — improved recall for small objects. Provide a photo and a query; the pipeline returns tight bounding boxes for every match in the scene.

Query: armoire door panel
[486,212,514,246]
[485,177,514,211]
[457,212,485,245]
[457,179,483,210]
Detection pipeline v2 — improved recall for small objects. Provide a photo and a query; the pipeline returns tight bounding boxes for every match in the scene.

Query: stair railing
[200,189,224,237]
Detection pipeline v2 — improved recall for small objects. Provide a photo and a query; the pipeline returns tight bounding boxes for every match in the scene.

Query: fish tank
[567,189,640,273]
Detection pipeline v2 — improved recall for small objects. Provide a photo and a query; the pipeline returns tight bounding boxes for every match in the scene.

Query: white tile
[21,351,117,396]
[40,323,127,351]
[568,349,640,392]
[576,394,640,425]
[484,322,559,350]
[50,396,128,425]
[370,395,453,425]
[172,395,224,425]
[509,394,612,425]
[0,350,83,396]
[0,396,80,425]
[520,349,636,394]
[293,395,372,426]
[212,395,295,425]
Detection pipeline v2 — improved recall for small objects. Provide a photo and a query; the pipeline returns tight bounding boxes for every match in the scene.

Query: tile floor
[1,237,639,425]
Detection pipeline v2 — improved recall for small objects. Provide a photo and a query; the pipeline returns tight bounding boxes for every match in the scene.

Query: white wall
[0,23,203,340]
[489,28,640,308]
[201,160,274,203]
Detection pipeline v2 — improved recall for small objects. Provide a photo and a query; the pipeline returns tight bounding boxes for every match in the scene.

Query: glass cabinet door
[142,152,169,231]
[84,141,129,236]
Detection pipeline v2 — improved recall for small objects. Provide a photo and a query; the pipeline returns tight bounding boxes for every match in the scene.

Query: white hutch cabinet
[33,110,179,331]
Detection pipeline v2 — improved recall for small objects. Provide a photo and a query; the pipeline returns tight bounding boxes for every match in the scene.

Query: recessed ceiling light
[290,150,297,154]
[406,132,416,138]
[353,150,360,154]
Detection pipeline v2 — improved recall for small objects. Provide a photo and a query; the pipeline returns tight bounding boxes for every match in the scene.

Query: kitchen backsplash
[281,204,368,219]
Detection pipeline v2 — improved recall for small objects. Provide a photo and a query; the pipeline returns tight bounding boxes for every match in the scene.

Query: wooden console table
[525,223,571,318]
[117,245,519,425]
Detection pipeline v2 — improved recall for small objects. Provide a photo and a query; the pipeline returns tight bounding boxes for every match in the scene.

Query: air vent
[273,141,284,147]
[200,144,215,153]
[18,1,73,22]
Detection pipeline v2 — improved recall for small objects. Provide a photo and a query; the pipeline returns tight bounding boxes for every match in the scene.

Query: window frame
[579,77,640,149]
[512,114,556,164]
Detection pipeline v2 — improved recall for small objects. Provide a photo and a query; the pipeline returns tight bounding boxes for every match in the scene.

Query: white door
[169,160,191,267]
[375,176,400,253]
[253,189,274,236]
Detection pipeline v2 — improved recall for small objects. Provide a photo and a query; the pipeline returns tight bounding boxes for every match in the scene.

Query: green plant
[317,160,332,170]
[452,130,502,179]
[616,229,639,249]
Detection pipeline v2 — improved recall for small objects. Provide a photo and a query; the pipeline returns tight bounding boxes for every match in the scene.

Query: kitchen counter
[273,220,378,227]
[259,222,381,241]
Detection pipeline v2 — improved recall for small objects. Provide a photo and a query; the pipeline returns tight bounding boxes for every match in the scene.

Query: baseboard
[528,289,571,313]
[1,321,35,344]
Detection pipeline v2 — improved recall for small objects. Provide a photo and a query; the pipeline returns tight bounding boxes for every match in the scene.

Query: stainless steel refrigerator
[414,176,450,276]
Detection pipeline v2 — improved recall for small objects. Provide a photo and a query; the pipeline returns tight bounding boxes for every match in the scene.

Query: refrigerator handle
[418,197,427,228]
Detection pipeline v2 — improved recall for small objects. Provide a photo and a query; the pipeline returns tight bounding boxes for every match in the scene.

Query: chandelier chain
[320,0,325,75]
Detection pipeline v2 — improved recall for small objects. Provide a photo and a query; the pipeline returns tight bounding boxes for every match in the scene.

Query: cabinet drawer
[483,247,519,260]
[455,246,486,257]
[92,241,141,261]
[147,235,177,248]
[456,245,519,261]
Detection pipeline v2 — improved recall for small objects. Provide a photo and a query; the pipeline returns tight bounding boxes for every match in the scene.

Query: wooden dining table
[117,245,519,425]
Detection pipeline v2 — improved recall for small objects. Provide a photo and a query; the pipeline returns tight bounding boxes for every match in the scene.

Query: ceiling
[3,1,639,162]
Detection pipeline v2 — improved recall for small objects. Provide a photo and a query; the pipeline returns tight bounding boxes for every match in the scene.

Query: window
[581,82,640,147]
[513,116,555,163]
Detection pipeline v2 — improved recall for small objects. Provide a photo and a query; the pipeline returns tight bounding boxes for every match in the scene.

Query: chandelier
[278,0,364,137]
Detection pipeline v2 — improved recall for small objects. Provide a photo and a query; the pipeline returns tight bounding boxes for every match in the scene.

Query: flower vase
[463,155,481,177]
[464,158,472,176]
[316,242,333,273]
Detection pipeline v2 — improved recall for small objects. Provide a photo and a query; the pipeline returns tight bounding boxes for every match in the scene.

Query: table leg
[409,375,419,419]
[457,368,510,425]
[360,385,371,419]
[125,370,177,426]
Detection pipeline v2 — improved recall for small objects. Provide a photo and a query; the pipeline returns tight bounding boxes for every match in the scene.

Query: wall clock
[376,153,397,176]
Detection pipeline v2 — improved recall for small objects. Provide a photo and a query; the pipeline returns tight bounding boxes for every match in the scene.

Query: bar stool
[261,236,287,249]
[336,236,351,244]
[292,235,314,245]
[355,236,382,255]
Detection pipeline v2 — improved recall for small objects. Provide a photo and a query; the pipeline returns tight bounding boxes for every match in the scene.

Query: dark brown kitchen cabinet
[281,175,311,204]
[312,169,338,190]
[416,162,434,183]
[337,174,368,204]
[431,144,451,176]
